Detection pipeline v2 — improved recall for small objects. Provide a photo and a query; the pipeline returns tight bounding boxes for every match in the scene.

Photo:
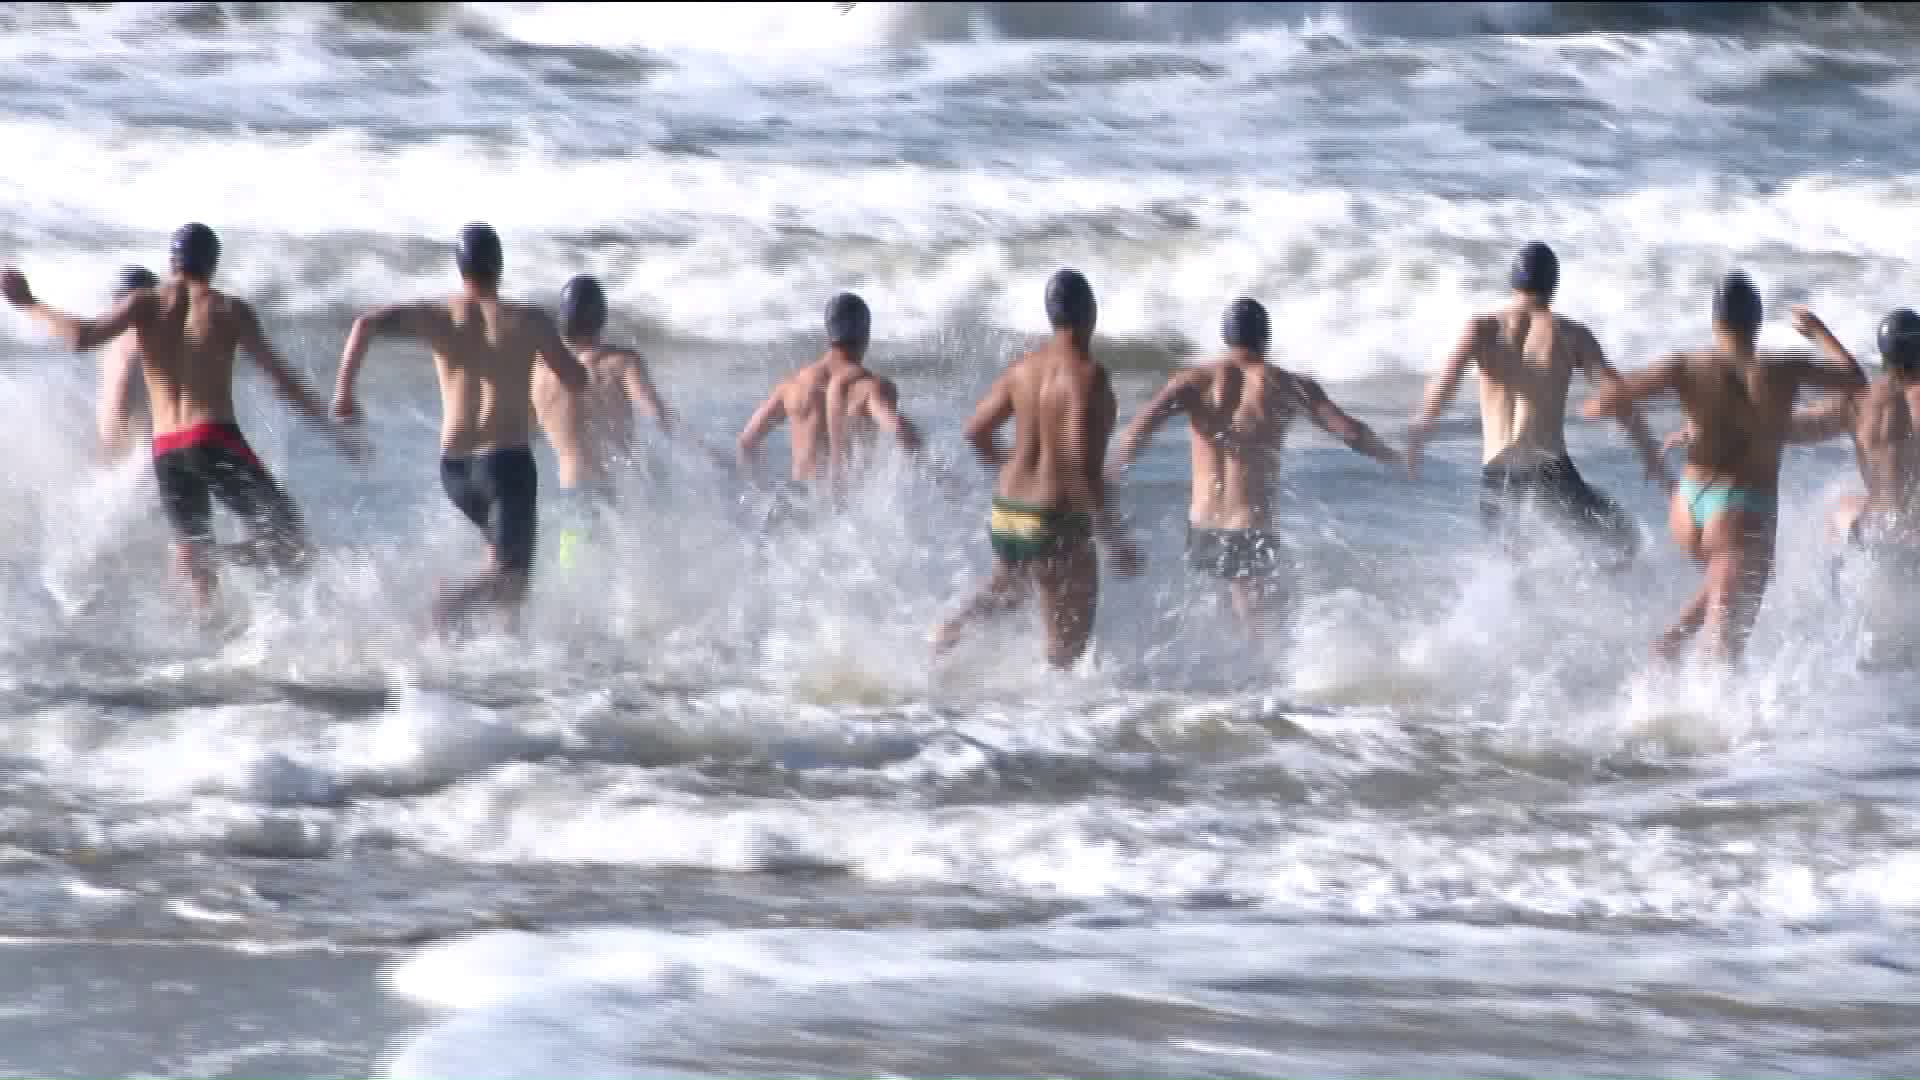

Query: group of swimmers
[1,225,1910,668]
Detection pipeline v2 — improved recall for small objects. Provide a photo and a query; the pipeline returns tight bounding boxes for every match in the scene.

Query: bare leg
[1828,494,1869,546]
[432,549,530,637]
[931,563,1023,657]
[1653,581,1713,661]
[1034,541,1099,670]
[1229,573,1289,648]
[173,540,217,616]
[1701,511,1776,663]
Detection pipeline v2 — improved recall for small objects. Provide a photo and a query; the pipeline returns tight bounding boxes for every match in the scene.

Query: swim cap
[1221,298,1270,354]
[824,292,871,347]
[1509,241,1559,300]
[559,274,607,339]
[169,223,219,281]
[455,223,503,281]
[1712,271,1763,333]
[1044,269,1096,330]
[115,265,158,297]
[1879,308,1920,371]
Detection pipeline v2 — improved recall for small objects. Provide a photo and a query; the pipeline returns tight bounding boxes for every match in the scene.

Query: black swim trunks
[440,446,538,573]
[152,422,306,564]
[1185,527,1285,581]
[1480,453,1635,556]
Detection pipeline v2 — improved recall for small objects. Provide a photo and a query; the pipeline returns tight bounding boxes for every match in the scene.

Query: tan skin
[736,344,921,494]
[931,328,1144,670]
[1,267,356,610]
[1408,293,1668,486]
[333,276,588,626]
[1777,333,1920,546]
[532,338,675,494]
[1582,306,1866,662]
[97,331,149,465]
[1107,346,1399,642]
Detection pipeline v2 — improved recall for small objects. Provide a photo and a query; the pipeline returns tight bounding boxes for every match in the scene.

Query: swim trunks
[151,422,305,558]
[440,446,538,573]
[1480,454,1634,552]
[1185,527,1285,581]
[1676,476,1776,531]
[549,485,611,572]
[988,497,1091,564]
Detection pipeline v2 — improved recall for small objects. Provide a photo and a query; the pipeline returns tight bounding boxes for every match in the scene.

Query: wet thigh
[1035,542,1099,656]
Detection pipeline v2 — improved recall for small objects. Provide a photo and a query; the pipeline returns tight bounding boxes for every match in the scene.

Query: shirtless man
[96,266,158,465]
[735,292,921,498]
[1407,242,1668,566]
[1108,298,1400,643]
[1582,273,1866,661]
[1779,308,1920,550]
[332,223,588,633]
[931,269,1143,670]
[532,274,679,568]
[2,225,355,614]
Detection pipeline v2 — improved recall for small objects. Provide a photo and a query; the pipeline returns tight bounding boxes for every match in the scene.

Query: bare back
[1473,308,1588,466]
[1181,360,1305,529]
[1671,351,1810,492]
[533,345,639,489]
[1854,379,1920,520]
[426,296,560,455]
[130,281,253,437]
[993,342,1112,513]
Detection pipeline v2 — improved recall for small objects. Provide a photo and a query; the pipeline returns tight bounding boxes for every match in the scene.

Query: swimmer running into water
[1583,273,1866,662]
[97,265,158,466]
[1108,298,1399,645]
[3,225,358,616]
[735,292,923,502]
[532,273,690,569]
[1780,307,1920,552]
[932,269,1143,670]
[1408,242,1668,567]
[334,223,588,635]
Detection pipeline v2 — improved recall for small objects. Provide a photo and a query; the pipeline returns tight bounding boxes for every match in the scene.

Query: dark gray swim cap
[116,265,159,297]
[169,223,219,281]
[1712,271,1762,333]
[1044,269,1096,330]
[560,274,607,339]
[1880,308,1920,371]
[1221,298,1270,354]
[824,292,871,347]
[1509,242,1559,300]
[455,223,503,281]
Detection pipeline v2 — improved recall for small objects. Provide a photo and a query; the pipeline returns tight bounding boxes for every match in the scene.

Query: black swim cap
[1880,308,1920,371]
[115,265,158,297]
[455,223,503,281]
[169,223,219,281]
[1712,271,1763,334]
[824,292,871,347]
[1221,298,1271,354]
[559,274,607,339]
[1044,268,1096,330]
[1509,241,1559,300]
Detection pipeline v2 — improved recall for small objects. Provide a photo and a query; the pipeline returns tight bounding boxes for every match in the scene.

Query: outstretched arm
[1,271,145,353]
[332,302,445,419]
[1785,305,1868,395]
[1581,355,1685,418]
[735,389,788,474]
[862,378,924,454]
[1297,375,1400,468]
[1107,372,1196,477]
[238,301,363,461]
[1405,317,1481,478]
[1576,328,1669,489]
[1786,394,1857,445]
[619,353,675,434]
[962,371,1016,471]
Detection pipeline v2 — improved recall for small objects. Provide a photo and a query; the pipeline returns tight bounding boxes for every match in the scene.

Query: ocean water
[3,2,1920,1077]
